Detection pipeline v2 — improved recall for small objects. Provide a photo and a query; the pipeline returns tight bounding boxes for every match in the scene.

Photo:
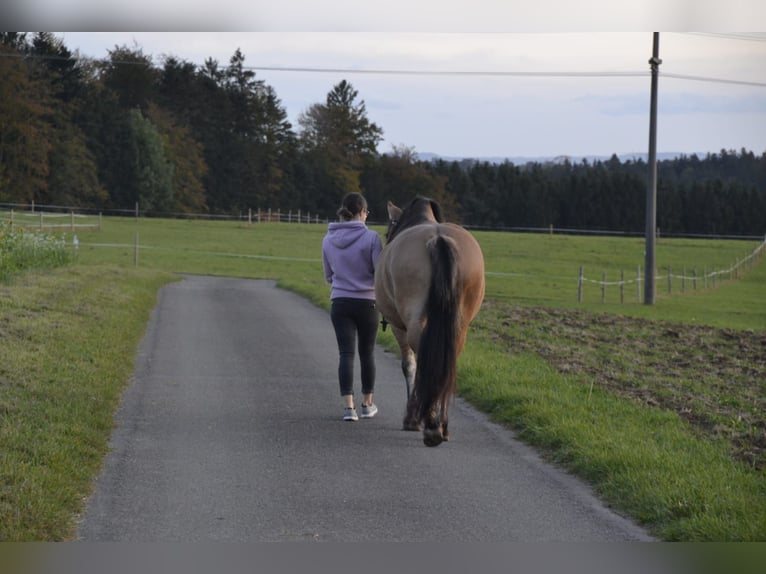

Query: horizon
[413,149,761,164]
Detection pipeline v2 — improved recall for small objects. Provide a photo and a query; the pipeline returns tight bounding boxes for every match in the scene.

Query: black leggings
[330,298,380,397]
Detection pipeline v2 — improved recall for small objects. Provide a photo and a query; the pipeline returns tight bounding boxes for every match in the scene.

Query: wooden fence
[1,209,102,232]
[246,208,325,224]
[0,202,329,226]
[577,236,766,304]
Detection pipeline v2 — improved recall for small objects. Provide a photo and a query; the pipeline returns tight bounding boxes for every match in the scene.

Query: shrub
[0,223,74,281]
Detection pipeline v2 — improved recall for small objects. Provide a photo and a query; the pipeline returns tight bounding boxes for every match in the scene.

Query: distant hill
[415,151,697,165]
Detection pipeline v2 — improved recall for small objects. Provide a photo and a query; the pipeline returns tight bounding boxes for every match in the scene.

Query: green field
[1,214,765,540]
[70,215,765,328]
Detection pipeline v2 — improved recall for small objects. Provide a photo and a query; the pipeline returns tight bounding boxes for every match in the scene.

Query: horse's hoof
[422,429,444,447]
[402,418,421,432]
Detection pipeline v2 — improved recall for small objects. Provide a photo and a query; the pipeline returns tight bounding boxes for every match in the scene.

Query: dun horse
[374,196,485,446]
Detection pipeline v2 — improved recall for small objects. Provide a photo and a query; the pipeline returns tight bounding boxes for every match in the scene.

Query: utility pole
[644,32,661,305]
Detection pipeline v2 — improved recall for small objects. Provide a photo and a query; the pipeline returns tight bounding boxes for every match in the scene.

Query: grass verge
[458,318,766,541]
[0,265,175,540]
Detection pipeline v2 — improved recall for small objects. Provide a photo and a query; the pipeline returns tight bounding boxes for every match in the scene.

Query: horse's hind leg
[401,347,421,431]
[391,325,420,431]
[422,402,445,447]
[441,405,449,441]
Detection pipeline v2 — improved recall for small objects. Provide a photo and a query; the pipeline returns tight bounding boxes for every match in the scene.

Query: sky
[10,2,766,160]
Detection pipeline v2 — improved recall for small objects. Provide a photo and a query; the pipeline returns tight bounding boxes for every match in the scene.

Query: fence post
[99,212,102,231]
[703,265,707,289]
[667,265,672,294]
[71,211,75,231]
[578,267,584,303]
[620,270,625,304]
[601,271,606,304]
[248,208,252,225]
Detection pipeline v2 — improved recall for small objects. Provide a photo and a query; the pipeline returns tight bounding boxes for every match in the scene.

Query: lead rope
[380,218,397,332]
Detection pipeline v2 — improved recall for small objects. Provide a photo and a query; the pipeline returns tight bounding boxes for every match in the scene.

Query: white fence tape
[577,237,766,302]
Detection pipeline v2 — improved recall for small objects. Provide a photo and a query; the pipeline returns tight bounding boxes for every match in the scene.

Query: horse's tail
[415,232,460,424]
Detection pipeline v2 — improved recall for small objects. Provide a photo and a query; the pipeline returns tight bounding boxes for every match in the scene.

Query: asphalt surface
[77,275,654,542]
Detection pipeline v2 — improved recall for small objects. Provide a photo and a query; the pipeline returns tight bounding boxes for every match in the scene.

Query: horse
[374,196,485,447]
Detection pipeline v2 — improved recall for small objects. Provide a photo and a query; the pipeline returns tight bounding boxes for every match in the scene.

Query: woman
[322,193,383,421]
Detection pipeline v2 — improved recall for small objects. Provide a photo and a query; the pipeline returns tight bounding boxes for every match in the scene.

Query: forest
[1,32,764,236]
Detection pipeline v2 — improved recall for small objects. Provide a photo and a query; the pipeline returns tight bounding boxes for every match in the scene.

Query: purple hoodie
[322,221,383,300]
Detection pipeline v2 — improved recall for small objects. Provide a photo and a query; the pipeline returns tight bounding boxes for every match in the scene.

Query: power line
[683,32,766,43]
[243,65,649,79]
[662,72,766,88]
[2,50,765,88]
[0,51,647,78]
[246,64,766,88]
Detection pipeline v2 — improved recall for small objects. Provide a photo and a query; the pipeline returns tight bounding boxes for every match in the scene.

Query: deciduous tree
[0,44,51,203]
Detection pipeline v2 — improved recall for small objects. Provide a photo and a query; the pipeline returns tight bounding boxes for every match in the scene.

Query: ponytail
[337,192,368,221]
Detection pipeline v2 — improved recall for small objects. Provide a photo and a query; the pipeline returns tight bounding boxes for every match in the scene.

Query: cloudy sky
[27,2,766,160]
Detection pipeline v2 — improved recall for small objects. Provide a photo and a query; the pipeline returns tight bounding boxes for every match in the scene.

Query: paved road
[77,275,653,542]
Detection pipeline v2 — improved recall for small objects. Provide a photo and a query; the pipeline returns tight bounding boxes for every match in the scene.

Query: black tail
[414,233,460,424]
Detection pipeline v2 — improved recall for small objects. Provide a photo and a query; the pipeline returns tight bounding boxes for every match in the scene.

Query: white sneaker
[343,407,359,422]
[360,403,378,419]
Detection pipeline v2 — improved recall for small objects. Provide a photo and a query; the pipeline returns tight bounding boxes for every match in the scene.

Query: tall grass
[0,223,73,282]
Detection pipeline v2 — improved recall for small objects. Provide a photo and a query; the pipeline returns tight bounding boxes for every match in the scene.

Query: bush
[0,224,74,281]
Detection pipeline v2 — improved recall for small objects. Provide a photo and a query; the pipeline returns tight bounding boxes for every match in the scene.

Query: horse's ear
[387,201,402,221]
[429,199,444,222]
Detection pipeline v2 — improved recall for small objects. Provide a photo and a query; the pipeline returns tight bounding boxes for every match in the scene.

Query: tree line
[430,151,766,236]
[1,32,764,236]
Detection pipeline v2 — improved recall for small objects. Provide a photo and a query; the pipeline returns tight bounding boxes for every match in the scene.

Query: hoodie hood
[322,220,383,301]
[326,221,370,249]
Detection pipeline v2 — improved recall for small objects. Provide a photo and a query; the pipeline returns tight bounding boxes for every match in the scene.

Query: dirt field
[479,302,766,472]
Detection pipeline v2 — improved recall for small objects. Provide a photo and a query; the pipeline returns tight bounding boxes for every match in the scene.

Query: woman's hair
[336,192,368,221]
